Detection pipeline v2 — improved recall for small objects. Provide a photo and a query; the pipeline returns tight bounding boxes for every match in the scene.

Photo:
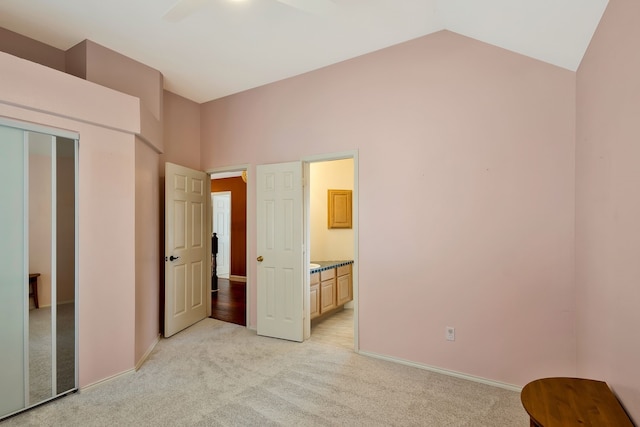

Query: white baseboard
[229,275,247,282]
[80,368,135,392]
[135,333,161,371]
[81,334,160,392]
[31,300,74,309]
[358,350,522,392]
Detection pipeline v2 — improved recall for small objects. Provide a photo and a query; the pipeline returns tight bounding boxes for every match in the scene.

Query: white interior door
[256,161,304,342]
[164,162,209,338]
[212,192,231,279]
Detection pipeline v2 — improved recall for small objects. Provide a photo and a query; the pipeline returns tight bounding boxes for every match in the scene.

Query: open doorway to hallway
[210,171,247,326]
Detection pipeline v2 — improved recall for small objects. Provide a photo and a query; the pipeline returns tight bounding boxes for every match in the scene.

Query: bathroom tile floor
[309,308,354,350]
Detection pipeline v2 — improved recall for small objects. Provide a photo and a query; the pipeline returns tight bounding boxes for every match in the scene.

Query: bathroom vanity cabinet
[310,261,353,320]
[310,273,320,318]
[336,264,353,306]
[320,267,337,314]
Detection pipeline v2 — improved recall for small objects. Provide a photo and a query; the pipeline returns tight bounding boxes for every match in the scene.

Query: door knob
[257,256,264,262]
[169,255,180,261]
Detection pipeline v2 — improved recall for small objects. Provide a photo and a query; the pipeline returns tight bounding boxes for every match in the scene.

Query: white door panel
[165,162,208,338]
[257,162,303,342]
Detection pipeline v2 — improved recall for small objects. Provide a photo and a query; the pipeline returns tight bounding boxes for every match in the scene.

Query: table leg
[29,276,39,309]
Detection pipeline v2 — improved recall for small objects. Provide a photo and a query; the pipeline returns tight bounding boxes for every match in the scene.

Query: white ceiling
[0,0,608,103]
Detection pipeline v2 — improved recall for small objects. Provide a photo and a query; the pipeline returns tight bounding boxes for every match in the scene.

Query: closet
[0,119,78,420]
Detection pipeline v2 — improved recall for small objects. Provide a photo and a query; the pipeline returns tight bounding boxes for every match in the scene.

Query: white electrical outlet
[446,327,455,341]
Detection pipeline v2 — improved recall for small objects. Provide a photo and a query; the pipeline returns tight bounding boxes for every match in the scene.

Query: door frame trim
[302,150,359,352]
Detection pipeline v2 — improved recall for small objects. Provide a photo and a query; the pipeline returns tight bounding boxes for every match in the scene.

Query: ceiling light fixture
[164,0,336,23]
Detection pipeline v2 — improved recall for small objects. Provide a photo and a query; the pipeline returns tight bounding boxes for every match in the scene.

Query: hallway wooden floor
[210,278,246,326]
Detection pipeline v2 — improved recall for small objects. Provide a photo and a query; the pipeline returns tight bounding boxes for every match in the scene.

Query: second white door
[256,161,304,342]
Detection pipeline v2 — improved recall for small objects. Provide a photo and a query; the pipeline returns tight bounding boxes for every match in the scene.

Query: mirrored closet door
[0,119,78,420]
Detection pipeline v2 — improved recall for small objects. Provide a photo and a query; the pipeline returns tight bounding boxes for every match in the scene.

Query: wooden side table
[521,377,633,426]
[28,273,40,309]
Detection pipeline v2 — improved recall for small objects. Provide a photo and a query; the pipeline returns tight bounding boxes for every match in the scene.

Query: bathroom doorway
[305,153,358,350]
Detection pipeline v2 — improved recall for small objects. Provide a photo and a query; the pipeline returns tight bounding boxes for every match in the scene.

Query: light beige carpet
[4,315,528,426]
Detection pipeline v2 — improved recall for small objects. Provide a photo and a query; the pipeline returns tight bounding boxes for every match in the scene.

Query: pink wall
[201,31,577,387]
[576,0,640,420]
[2,30,198,385]
[11,17,639,415]
[0,51,140,133]
[159,90,202,332]
[162,90,201,172]
[66,40,164,153]
[63,39,166,367]
[0,51,138,387]
[135,138,161,364]
[0,27,65,72]
[66,40,163,122]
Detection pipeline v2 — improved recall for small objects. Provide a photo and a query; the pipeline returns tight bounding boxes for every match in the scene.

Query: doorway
[212,191,231,279]
[210,170,248,326]
[306,157,356,349]
[252,154,358,346]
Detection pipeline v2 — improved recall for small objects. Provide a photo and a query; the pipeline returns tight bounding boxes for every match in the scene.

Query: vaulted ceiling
[0,0,608,103]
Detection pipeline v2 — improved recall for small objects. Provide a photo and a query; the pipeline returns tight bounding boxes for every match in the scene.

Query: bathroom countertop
[310,260,353,274]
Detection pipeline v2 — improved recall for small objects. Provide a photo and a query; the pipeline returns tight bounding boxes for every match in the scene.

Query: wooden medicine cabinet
[328,189,352,229]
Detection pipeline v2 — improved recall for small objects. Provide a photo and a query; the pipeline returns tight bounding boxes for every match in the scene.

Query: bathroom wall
[200,30,576,387]
[310,159,354,261]
[576,0,640,420]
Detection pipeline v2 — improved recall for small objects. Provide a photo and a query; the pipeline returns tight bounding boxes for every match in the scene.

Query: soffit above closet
[0,0,608,103]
